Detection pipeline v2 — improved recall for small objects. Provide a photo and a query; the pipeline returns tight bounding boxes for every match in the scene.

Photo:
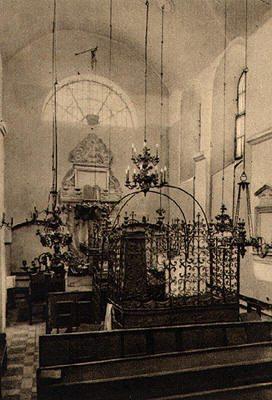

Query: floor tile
[2,322,43,400]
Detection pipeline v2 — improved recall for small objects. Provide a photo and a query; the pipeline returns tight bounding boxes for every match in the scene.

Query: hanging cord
[221,0,227,206]
[243,0,253,236]
[198,103,201,153]
[144,0,149,142]
[193,103,201,222]
[159,4,164,210]
[192,173,196,223]
[91,0,98,190]
[234,0,253,237]
[93,40,97,188]
[242,0,248,173]
[52,0,58,210]
[108,0,113,191]
[246,179,253,236]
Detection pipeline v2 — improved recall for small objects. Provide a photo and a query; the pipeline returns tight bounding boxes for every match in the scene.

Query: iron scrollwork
[106,203,246,309]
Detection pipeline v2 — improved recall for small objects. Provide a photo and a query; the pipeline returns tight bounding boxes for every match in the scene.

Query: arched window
[42,75,137,128]
[235,70,246,159]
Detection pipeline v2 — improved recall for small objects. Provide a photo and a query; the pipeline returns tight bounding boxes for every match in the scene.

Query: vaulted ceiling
[0,0,271,89]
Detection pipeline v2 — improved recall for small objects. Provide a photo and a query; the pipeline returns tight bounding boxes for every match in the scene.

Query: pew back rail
[37,357,272,400]
[39,320,272,367]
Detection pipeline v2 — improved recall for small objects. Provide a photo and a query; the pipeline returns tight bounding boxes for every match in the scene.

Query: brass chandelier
[30,0,74,275]
[125,141,167,193]
[125,0,167,194]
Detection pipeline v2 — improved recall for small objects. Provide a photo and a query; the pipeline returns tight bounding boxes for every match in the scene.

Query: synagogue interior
[1,0,272,399]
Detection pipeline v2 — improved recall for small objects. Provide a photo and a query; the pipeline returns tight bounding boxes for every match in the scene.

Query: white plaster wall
[206,22,272,302]
[10,224,48,274]
[239,17,272,302]
[167,16,272,304]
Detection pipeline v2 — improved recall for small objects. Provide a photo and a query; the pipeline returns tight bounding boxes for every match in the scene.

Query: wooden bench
[158,381,272,399]
[39,320,272,367]
[38,339,272,380]
[37,356,272,400]
[46,291,94,333]
[28,272,66,324]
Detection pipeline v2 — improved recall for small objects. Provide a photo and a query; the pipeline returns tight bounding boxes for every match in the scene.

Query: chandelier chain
[52,0,58,209]
[243,0,248,173]
[144,0,149,142]
[108,0,113,190]
[221,0,227,206]
[124,0,167,193]
[160,4,164,210]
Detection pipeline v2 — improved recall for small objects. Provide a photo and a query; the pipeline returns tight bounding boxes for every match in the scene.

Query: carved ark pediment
[69,132,112,167]
[60,131,121,204]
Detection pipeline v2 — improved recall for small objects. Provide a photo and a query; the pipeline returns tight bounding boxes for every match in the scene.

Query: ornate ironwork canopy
[102,187,247,311]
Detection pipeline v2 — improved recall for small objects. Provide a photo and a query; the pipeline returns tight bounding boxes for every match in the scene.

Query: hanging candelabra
[37,207,72,254]
[125,0,167,194]
[125,141,167,192]
[41,0,71,240]
[30,0,74,275]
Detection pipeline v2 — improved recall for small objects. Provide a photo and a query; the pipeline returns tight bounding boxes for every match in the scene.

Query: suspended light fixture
[233,0,272,258]
[34,0,73,274]
[233,0,253,236]
[229,0,267,257]
[211,0,268,258]
[125,0,167,193]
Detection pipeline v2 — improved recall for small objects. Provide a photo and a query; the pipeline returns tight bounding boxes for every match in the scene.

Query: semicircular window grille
[43,77,137,128]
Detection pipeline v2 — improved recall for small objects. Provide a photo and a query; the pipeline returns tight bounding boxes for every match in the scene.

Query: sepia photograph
[0,0,272,398]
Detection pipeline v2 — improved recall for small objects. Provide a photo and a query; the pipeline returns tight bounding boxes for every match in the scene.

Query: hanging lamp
[205,0,247,251]
[35,0,73,273]
[125,0,167,194]
[233,0,253,235]
[231,0,269,256]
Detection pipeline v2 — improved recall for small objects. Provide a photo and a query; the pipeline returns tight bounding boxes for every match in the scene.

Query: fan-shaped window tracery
[43,76,137,129]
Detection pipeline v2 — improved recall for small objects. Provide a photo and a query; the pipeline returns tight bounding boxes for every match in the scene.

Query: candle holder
[125,141,167,193]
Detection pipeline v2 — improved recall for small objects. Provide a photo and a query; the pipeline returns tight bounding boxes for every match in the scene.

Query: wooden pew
[38,340,272,381]
[37,340,272,389]
[158,381,272,399]
[37,356,272,400]
[39,320,272,367]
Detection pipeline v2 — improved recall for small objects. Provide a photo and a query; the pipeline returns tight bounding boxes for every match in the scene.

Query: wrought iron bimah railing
[107,207,246,308]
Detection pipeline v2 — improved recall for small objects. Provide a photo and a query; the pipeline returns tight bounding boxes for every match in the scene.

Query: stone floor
[2,302,101,400]
[2,321,44,400]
